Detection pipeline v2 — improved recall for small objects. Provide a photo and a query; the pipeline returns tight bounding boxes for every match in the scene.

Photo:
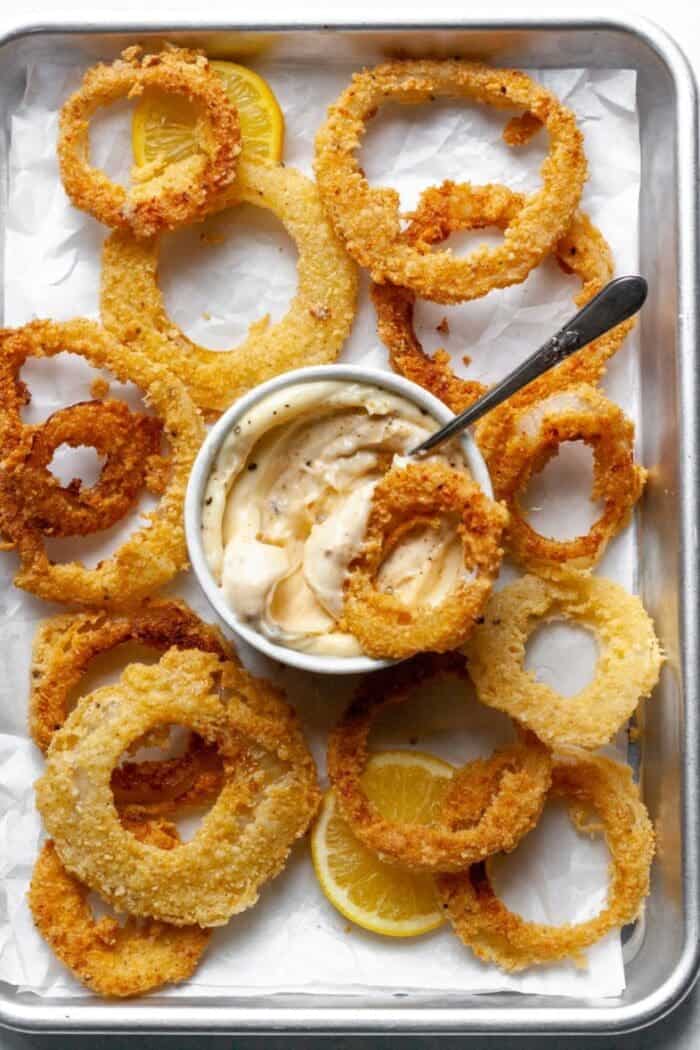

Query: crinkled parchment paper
[0,54,640,1000]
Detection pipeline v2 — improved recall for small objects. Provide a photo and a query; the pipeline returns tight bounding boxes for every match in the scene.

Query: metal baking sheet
[0,10,697,1036]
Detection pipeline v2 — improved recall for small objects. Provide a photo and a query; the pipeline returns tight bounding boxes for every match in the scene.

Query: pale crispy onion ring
[490,384,646,571]
[373,182,632,416]
[465,571,663,750]
[36,648,321,927]
[0,319,204,606]
[437,754,655,970]
[1,400,164,537]
[58,46,240,237]
[314,60,586,304]
[101,160,358,416]
[28,599,232,754]
[342,462,508,659]
[29,826,211,997]
[327,653,552,872]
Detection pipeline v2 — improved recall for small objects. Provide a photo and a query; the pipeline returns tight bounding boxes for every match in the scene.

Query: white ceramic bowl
[185,364,493,675]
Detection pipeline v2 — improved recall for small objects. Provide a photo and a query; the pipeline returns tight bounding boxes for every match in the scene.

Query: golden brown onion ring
[36,648,321,927]
[1,400,163,537]
[29,824,211,997]
[314,60,586,304]
[465,570,663,750]
[374,182,632,417]
[29,599,233,754]
[101,160,358,417]
[490,384,646,571]
[0,319,203,606]
[372,280,487,414]
[437,754,655,970]
[342,462,508,659]
[327,653,551,872]
[58,46,240,237]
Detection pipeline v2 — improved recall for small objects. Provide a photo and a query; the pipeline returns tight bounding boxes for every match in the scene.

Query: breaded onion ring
[465,571,663,750]
[36,648,321,927]
[101,160,358,416]
[372,281,487,414]
[28,599,232,755]
[342,462,508,659]
[0,319,204,606]
[314,60,586,304]
[29,825,211,997]
[327,653,551,871]
[437,754,655,970]
[1,400,163,537]
[487,384,645,571]
[58,46,240,237]
[374,182,632,416]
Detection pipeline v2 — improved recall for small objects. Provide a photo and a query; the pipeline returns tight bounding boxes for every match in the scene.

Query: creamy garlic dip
[202,380,470,657]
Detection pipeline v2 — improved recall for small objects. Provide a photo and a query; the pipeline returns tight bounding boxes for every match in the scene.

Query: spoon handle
[410,274,647,457]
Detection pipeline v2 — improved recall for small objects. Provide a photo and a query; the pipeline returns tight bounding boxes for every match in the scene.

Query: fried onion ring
[327,653,551,871]
[372,280,487,413]
[465,570,663,749]
[342,462,508,659]
[58,46,240,237]
[374,182,632,416]
[36,648,321,927]
[101,160,358,416]
[29,599,233,754]
[487,384,646,571]
[0,319,204,606]
[29,825,211,997]
[314,60,586,304]
[1,400,164,537]
[437,754,655,970]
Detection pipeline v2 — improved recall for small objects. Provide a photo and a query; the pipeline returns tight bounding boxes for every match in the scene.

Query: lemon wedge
[311,750,454,938]
[132,60,284,169]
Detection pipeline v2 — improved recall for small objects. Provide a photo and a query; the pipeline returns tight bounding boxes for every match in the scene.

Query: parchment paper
[0,54,641,1000]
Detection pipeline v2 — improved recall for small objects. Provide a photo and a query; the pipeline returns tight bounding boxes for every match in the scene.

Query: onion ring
[1,400,164,537]
[314,60,586,304]
[486,384,645,571]
[374,182,632,416]
[29,824,211,997]
[36,647,321,927]
[101,160,358,416]
[342,462,508,659]
[465,570,663,750]
[58,46,240,237]
[372,280,487,413]
[29,599,233,754]
[0,319,204,606]
[327,653,551,871]
[437,754,655,970]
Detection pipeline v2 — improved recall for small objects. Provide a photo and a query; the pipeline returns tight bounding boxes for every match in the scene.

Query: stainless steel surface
[0,10,697,1038]
[411,275,648,454]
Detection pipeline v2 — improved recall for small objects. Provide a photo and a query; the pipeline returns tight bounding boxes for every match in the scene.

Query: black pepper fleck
[248,463,258,471]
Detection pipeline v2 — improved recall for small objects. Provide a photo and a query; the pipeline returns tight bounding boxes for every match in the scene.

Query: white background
[0,0,699,1047]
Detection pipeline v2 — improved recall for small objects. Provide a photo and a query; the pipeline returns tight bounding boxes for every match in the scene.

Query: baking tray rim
[0,7,697,1036]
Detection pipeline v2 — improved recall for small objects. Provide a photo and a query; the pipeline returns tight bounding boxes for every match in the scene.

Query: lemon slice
[311,750,454,937]
[132,60,284,169]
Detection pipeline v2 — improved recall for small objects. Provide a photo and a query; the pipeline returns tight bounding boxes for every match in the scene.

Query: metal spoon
[410,274,648,457]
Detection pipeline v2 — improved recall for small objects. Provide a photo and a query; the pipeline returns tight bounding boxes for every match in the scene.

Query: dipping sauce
[202,380,470,657]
